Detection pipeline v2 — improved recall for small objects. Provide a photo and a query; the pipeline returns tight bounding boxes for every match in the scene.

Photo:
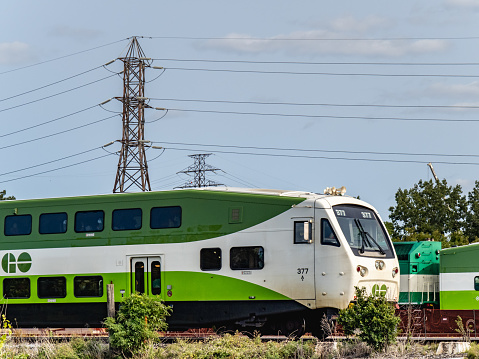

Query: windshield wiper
[354,219,385,255]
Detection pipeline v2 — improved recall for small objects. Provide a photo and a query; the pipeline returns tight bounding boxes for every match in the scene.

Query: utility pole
[176,154,223,188]
[113,37,151,193]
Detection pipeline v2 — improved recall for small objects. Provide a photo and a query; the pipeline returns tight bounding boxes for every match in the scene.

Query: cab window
[321,219,340,247]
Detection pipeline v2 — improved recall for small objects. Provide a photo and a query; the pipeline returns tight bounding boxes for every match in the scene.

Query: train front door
[130,256,164,299]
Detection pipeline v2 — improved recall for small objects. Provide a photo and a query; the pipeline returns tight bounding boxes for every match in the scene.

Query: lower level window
[74,276,103,297]
[475,276,479,291]
[38,277,66,298]
[3,278,30,299]
[230,246,264,270]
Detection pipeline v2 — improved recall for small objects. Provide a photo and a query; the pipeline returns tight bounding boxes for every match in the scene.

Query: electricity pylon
[113,37,151,193]
[176,154,223,188]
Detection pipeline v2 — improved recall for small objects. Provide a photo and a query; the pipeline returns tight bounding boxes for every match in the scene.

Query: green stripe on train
[440,243,479,273]
[0,190,304,250]
[0,271,291,305]
[440,291,479,310]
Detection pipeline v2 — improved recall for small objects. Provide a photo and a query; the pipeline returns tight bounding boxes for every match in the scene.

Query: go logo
[372,284,388,297]
[1,252,32,273]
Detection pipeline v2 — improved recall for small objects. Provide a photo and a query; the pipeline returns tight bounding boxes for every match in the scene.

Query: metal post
[107,283,115,318]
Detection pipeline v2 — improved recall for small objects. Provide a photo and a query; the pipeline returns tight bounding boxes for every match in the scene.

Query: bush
[103,293,171,357]
[338,286,400,351]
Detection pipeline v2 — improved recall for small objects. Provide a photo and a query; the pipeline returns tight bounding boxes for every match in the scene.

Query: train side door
[130,256,164,299]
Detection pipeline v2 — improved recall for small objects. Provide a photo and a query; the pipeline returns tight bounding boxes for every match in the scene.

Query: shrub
[337,286,400,351]
[103,293,171,357]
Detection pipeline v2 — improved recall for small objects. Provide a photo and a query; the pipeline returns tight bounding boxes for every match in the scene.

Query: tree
[388,179,467,245]
[104,293,171,357]
[338,287,400,351]
[465,181,479,243]
[0,190,14,201]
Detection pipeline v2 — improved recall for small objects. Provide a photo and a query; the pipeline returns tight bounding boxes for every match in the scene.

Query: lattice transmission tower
[113,37,152,193]
[176,154,224,188]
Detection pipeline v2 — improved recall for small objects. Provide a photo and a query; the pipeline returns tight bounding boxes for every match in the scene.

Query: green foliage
[388,178,479,246]
[0,314,12,353]
[338,287,400,351]
[467,342,479,359]
[103,293,171,357]
[153,333,316,359]
[0,190,15,201]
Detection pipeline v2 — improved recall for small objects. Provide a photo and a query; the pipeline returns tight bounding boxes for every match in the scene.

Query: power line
[153,58,479,66]
[152,141,479,159]
[0,72,120,113]
[150,97,479,110]
[160,145,479,166]
[161,107,479,123]
[164,66,479,78]
[0,38,128,76]
[0,62,113,103]
[0,114,118,151]
[148,35,479,41]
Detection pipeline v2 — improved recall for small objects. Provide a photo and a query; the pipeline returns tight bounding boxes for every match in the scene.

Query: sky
[1,1,479,221]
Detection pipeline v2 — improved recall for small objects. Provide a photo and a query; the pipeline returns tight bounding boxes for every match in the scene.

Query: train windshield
[333,204,394,258]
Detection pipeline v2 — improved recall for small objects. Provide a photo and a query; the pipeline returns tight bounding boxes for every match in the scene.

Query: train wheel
[279,318,306,338]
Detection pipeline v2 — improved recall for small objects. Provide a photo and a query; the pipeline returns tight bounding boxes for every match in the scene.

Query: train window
[475,276,479,291]
[150,206,181,229]
[4,215,32,236]
[321,219,340,247]
[39,212,67,234]
[112,208,142,231]
[74,276,104,297]
[200,248,222,270]
[134,261,145,293]
[74,211,104,233]
[3,278,30,299]
[37,277,66,298]
[230,246,264,270]
[151,261,161,295]
[294,221,312,244]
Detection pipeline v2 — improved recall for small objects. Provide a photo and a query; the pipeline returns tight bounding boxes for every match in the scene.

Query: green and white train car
[0,187,399,335]
[440,243,479,310]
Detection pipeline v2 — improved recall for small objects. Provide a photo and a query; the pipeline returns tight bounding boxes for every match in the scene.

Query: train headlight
[375,260,385,270]
[357,265,368,277]
[392,267,399,278]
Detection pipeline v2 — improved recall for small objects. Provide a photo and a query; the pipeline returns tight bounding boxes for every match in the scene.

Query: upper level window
[150,206,181,229]
[230,246,264,270]
[321,219,340,247]
[75,211,104,233]
[294,221,312,244]
[5,215,32,236]
[112,208,142,231]
[3,278,30,299]
[200,248,222,271]
[39,212,67,234]
[38,277,66,298]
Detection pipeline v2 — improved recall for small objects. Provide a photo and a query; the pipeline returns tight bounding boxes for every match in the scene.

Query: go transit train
[0,187,399,336]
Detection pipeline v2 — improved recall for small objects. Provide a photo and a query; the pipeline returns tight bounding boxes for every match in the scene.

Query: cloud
[48,25,101,42]
[199,31,448,57]
[198,15,449,57]
[0,42,34,65]
[444,0,479,9]
[428,81,479,98]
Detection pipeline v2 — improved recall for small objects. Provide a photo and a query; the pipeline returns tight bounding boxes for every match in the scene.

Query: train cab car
[0,187,399,336]
[393,241,441,307]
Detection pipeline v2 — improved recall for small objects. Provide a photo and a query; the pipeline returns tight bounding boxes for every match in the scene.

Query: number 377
[297,268,308,274]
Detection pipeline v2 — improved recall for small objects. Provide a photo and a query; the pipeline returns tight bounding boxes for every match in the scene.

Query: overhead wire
[148,35,479,41]
[0,38,128,76]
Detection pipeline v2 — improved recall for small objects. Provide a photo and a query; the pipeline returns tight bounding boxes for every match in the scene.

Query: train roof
[440,242,479,273]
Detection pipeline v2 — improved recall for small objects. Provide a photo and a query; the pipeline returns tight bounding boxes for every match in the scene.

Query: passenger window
[112,208,142,231]
[294,221,312,244]
[151,261,161,295]
[475,276,479,291]
[134,261,145,293]
[37,277,66,298]
[230,246,264,270]
[74,276,103,297]
[39,212,67,234]
[4,215,32,236]
[3,278,30,299]
[200,248,222,271]
[321,219,340,247]
[75,211,104,233]
[150,206,181,229]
